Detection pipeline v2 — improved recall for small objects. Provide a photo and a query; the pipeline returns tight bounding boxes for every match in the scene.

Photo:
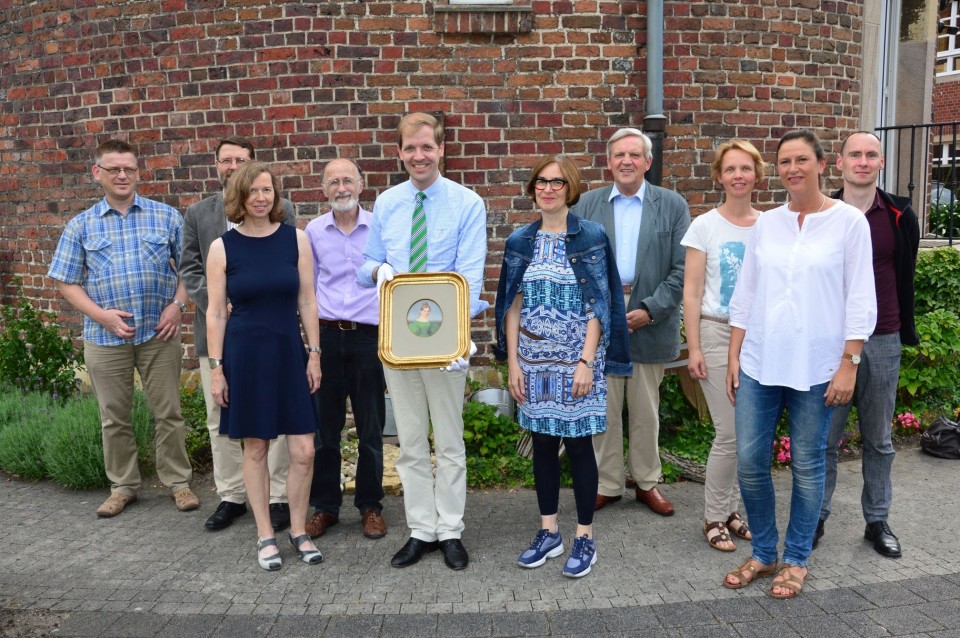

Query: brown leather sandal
[768,564,807,599]
[726,512,752,540]
[722,557,778,590]
[704,521,736,552]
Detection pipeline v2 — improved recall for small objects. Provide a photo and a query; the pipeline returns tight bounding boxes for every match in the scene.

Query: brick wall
[934,75,960,122]
[0,0,863,367]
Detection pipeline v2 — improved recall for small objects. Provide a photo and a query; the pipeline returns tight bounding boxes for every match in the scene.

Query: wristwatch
[578,358,595,369]
[842,352,861,365]
[209,358,223,369]
[172,299,187,313]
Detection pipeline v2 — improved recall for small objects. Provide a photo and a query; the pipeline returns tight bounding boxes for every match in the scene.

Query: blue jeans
[822,332,900,524]
[309,324,386,516]
[735,372,834,567]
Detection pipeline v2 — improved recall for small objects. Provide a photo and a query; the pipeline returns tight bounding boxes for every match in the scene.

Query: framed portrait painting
[378,272,471,369]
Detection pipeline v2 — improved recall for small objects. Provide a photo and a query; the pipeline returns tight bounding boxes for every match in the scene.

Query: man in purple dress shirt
[304,159,387,541]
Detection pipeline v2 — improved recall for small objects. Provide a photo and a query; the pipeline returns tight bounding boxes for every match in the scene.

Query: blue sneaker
[518,529,564,568]
[562,534,597,578]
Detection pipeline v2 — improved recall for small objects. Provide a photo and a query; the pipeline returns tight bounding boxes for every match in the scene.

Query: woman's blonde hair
[711,139,766,184]
[224,161,284,224]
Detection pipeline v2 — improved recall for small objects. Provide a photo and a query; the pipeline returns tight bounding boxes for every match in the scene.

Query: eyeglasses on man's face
[325,177,357,189]
[217,157,248,167]
[534,177,568,191]
[96,165,139,177]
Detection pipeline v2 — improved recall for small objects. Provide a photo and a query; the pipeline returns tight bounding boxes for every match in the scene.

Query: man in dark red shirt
[816,131,920,558]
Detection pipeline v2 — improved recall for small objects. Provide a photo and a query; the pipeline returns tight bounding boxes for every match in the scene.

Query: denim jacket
[494,213,632,376]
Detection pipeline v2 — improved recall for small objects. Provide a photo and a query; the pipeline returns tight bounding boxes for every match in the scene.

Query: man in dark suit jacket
[571,128,690,517]
[180,137,297,532]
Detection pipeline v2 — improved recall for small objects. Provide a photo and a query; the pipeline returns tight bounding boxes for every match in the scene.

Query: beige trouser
[199,356,289,504]
[697,319,741,522]
[85,338,192,496]
[594,361,665,494]
[383,366,467,542]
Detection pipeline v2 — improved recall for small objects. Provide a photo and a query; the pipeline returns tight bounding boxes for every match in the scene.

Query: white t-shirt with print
[680,208,755,318]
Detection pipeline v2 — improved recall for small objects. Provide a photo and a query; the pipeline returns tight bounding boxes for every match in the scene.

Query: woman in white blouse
[681,140,764,553]
[722,130,876,599]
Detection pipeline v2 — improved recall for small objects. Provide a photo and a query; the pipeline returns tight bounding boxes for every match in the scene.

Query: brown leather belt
[622,284,632,296]
[318,319,377,333]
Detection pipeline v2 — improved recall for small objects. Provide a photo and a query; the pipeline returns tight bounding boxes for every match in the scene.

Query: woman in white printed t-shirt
[681,139,765,554]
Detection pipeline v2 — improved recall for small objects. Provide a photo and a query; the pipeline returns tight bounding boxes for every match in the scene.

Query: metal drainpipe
[644,0,666,187]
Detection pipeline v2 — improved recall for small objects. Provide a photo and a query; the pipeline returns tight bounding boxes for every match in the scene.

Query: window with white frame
[937,1,960,75]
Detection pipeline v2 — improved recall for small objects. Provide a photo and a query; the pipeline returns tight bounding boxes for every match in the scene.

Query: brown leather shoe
[172,487,200,512]
[635,486,675,516]
[594,493,623,511]
[305,511,339,538]
[361,508,387,539]
[96,492,136,518]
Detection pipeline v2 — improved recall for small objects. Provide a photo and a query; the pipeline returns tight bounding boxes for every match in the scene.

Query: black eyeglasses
[534,178,568,191]
[96,165,139,176]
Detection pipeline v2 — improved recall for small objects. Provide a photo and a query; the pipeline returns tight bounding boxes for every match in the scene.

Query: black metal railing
[876,121,959,245]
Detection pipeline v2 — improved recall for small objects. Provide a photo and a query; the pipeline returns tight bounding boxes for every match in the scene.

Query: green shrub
[180,385,212,473]
[0,400,54,479]
[132,390,156,477]
[899,309,960,409]
[0,390,52,433]
[928,202,960,239]
[43,396,108,489]
[0,278,82,401]
[914,247,960,315]
[461,400,535,487]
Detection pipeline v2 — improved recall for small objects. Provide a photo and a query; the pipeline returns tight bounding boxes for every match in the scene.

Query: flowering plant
[773,435,791,465]
[893,412,922,436]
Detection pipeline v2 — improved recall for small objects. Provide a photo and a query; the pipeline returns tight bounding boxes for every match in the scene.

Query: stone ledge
[433,5,534,35]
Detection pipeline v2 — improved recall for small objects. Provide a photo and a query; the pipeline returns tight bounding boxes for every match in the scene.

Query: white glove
[442,341,477,372]
[376,263,396,300]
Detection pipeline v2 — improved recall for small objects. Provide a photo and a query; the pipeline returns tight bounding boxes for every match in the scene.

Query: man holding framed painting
[359,112,488,571]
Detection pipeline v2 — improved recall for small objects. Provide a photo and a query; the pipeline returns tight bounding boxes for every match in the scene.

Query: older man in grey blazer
[180,137,297,532]
[571,128,690,517]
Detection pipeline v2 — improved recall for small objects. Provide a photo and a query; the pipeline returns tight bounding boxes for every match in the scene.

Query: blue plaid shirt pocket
[83,237,113,274]
[140,233,171,266]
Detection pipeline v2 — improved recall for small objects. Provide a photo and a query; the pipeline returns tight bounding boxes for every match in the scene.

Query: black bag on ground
[920,416,960,459]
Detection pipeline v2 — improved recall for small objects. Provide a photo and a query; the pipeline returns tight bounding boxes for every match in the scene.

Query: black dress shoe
[205,501,248,531]
[269,503,291,532]
[391,537,440,568]
[865,521,902,558]
[439,539,469,570]
[812,519,825,549]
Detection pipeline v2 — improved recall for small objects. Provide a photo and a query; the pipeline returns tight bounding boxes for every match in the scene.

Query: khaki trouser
[85,338,192,496]
[199,356,290,504]
[383,366,467,542]
[697,319,741,522]
[594,361,665,494]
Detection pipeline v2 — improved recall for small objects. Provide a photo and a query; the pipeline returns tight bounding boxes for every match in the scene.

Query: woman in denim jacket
[494,155,630,578]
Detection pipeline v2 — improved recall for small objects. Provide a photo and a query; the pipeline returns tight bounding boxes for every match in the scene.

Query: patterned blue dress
[517,231,607,438]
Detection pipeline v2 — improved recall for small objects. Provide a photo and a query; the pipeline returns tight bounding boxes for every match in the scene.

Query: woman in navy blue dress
[206,161,322,571]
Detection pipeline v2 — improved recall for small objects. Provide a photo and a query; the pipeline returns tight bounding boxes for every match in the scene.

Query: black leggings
[531,432,598,526]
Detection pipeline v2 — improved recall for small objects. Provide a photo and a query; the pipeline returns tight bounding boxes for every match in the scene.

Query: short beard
[331,197,358,214]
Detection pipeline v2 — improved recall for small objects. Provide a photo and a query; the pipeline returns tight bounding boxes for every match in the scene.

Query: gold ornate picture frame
[378,272,471,369]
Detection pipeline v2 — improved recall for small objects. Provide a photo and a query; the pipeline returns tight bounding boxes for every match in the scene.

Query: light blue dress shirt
[610,181,646,285]
[359,176,489,317]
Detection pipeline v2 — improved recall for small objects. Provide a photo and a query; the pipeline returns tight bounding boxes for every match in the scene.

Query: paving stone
[730,619,802,638]
[655,601,716,627]
[853,582,927,608]
[703,597,771,623]
[381,613,439,637]
[490,611,549,637]
[903,576,960,603]
[865,606,946,635]
[101,613,171,637]
[806,588,874,614]
[151,613,219,636]
[675,624,739,638]
[322,614,383,638]
[209,615,275,638]
[436,612,491,637]
[786,615,867,637]
[51,611,122,636]
[266,615,330,637]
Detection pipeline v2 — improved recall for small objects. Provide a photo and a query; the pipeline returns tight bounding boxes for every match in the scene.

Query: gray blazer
[180,192,297,356]
[571,183,690,364]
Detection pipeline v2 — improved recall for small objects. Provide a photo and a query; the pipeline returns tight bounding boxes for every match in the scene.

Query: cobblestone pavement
[2,447,959,636]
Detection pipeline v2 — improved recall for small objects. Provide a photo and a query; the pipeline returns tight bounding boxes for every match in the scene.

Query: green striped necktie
[410,191,427,273]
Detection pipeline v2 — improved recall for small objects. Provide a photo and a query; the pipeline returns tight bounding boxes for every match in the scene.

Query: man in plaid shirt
[48,139,198,518]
